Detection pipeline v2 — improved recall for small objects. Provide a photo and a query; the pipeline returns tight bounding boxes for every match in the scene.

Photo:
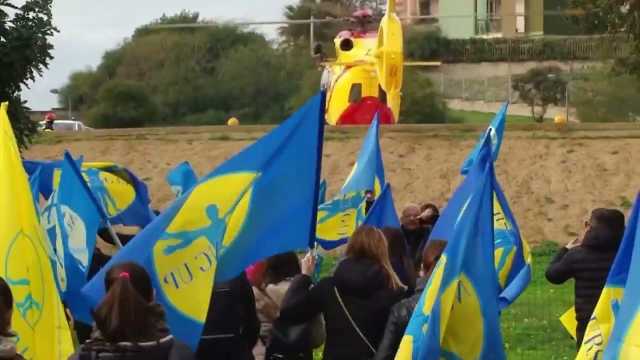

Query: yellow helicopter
[150,0,438,125]
[317,0,439,125]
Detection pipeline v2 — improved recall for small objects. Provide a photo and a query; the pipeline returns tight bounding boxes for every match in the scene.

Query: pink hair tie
[119,271,130,279]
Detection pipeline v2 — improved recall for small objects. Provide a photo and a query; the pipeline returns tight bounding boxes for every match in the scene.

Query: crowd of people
[0,204,629,360]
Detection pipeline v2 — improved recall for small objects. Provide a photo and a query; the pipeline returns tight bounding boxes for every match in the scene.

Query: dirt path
[26,124,640,245]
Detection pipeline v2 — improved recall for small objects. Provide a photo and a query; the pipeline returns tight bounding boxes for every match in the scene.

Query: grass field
[313,242,576,359]
[447,109,540,124]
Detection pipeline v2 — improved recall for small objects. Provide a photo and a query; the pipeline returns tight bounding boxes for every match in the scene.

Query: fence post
[507,62,512,102]
[462,78,466,100]
[440,71,445,96]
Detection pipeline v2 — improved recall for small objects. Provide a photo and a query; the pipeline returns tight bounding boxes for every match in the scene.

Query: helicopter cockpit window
[349,83,362,103]
[340,38,354,52]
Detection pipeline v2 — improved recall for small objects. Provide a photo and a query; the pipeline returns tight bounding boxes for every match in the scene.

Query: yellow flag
[560,306,578,340]
[0,103,74,359]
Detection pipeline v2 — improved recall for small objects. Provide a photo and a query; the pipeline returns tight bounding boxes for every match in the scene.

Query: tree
[280,0,381,46]
[512,66,567,123]
[400,69,448,123]
[0,0,57,149]
[87,80,157,128]
[572,68,640,122]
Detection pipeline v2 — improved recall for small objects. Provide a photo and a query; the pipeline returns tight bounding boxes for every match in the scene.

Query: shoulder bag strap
[334,287,376,355]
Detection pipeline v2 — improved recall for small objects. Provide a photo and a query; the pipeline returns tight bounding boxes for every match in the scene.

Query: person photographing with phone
[545,208,626,348]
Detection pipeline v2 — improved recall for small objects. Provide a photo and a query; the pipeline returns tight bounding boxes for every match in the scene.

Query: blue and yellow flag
[82,93,325,349]
[41,151,108,323]
[460,102,531,308]
[461,102,507,175]
[167,161,198,198]
[316,116,385,249]
[0,103,74,359]
[340,115,385,196]
[318,179,327,204]
[396,137,506,360]
[363,183,400,228]
[24,159,155,228]
[28,165,41,210]
[577,193,639,359]
[493,179,532,308]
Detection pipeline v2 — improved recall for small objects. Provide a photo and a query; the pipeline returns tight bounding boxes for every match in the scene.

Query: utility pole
[310,15,315,57]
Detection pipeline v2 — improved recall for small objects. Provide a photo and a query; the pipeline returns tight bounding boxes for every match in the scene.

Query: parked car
[38,120,93,132]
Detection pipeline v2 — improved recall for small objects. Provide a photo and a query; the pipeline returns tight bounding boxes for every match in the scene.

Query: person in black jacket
[546,208,626,348]
[374,240,447,360]
[196,272,260,360]
[400,205,427,268]
[381,227,417,294]
[279,225,406,360]
[69,262,194,360]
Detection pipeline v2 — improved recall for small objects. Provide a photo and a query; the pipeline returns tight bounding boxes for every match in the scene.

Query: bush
[87,80,157,128]
[180,109,229,126]
[572,70,640,122]
[400,69,448,123]
[405,29,630,63]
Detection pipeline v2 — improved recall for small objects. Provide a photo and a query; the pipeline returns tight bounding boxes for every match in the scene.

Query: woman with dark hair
[0,278,23,360]
[252,253,323,360]
[374,240,447,360]
[546,208,626,348]
[70,262,194,360]
[381,227,417,294]
[279,225,406,360]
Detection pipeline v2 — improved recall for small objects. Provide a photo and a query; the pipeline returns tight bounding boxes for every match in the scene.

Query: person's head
[264,252,301,285]
[0,278,13,336]
[582,208,626,252]
[421,240,447,278]
[381,227,408,260]
[93,262,160,343]
[365,190,375,202]
[346,225,405,290]
[400,204,421,231]
[419,203,440,228]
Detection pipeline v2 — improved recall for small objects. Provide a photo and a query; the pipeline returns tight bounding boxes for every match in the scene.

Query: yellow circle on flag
[152,172,258,322]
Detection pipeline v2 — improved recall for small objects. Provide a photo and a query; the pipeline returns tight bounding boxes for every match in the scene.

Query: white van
[39,120,93,132]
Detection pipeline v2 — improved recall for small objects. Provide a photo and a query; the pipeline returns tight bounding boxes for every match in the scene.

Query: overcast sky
[21,0,296,110]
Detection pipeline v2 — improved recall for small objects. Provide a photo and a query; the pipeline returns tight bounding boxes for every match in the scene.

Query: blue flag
[316,116,385,249]
[362,183,400,228]
[81,162,155,228]
[25,159,155,228]
[460,102,508,175]
[40,152,107,323]
[167,161,198,198]
[28,165,41,210]
[459,102,530,308]
[576,193,639,359]
[603,193,640,358]
[318,179,327,204]
[397,137,506,360]
[340,115,385,196]
[493,179,532,308]
[82,93,325,350]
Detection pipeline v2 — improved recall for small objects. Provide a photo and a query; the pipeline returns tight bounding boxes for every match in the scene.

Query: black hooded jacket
[279,258,405,360]
[546,209,625,344]
[373,277,428,360]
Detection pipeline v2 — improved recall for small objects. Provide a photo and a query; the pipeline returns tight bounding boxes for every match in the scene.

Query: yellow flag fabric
[0,103,74,359]
[560,307,578,340]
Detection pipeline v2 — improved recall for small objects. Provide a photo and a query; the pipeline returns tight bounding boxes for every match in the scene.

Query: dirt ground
[25,123,640,246]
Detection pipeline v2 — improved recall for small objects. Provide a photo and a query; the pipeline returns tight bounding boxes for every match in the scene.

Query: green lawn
[447,109,539,124]
[313,242,576,359]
